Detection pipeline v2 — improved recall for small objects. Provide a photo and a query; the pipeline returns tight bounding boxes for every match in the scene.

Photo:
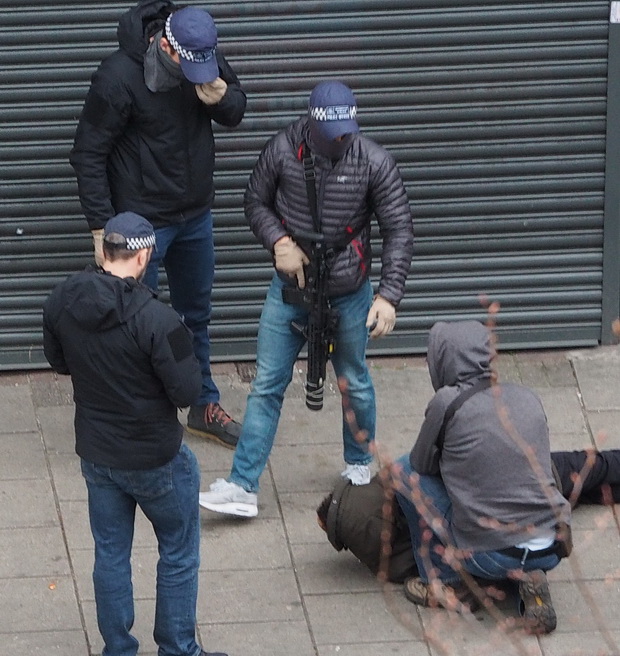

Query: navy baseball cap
[308,81,359,141]
[104,212,156,251]
[165,7,219,84]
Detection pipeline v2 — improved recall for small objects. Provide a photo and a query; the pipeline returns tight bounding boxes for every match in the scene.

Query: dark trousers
[551,449,620,504]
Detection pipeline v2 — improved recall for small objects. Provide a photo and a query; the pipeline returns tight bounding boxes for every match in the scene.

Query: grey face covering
[307,119,354,161]
[144,31,185,92]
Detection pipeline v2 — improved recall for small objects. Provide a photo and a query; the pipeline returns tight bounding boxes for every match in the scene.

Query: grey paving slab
[199,620,316,656]
[0,630,89,656]
[303,589,420,645]
[539,630,620,656]
[0,526,69,578]
[0,479,58,529]
[279,490,330,545]
[29,370,73,408]
[198,569,305,624]
[0,432,48,480]
[0,576,82,633]
[199,517,292,571]
[550,580,620,633]
[571,349,620,411]
[549,432,595,452]
[37,405,75,454]
[317,642,428,656]
[547,529,620,582]
[269,442,350,494]
[48,452,88,501]
[292,541,379,594]
[533,387,588,436]
[0,384,38,433]
[586,410,620,448]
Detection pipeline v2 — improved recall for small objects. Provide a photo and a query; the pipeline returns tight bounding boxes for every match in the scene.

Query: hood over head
[426,320,493,390]
[59,269,153,333]
[117,0,175,62]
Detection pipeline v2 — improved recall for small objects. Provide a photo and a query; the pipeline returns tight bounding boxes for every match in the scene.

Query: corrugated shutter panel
[0,0,610,368]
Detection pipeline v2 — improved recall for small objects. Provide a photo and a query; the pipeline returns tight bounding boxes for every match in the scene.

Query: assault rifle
[282,228,339,411]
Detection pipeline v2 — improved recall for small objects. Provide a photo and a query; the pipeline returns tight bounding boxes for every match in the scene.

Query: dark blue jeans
[81,444,201,656]
[394,455,561,585]
[143,211,218,405]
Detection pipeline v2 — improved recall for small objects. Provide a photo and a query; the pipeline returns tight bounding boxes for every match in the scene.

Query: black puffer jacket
[244,118,414,304]
[69,0,247,229]
[43,268,202,470]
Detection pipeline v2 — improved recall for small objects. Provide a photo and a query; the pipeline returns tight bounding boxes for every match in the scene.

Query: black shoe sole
[185,425,238,450]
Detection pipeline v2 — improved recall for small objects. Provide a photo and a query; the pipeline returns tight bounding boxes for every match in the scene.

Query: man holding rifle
[199,80,414,518]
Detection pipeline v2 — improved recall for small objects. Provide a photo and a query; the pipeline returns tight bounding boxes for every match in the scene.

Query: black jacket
[69,0,247,229]
[43,268,202,469]
[244,118,414,304]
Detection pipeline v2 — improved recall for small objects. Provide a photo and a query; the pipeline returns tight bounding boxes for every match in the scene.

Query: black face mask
[307,120,354,161]
[144,30,185,92]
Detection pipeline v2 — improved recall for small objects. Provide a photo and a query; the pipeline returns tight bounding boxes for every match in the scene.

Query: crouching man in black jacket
[43,212,227,656]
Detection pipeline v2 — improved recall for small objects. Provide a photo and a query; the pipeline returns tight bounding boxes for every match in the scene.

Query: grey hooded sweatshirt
[410,321,570,552]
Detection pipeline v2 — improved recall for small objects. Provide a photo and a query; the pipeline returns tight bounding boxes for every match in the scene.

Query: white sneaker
[341,463,371,486]
[199,478,258,518]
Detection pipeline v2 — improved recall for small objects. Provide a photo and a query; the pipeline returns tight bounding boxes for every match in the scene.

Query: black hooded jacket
[43,268,202,469]
[410,321,570,552]
[69,0,247,229]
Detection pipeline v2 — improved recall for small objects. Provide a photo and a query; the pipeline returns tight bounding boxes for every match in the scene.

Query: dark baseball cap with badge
[165,6,219,84]
[104,212,156,251]
[308,81,359,141]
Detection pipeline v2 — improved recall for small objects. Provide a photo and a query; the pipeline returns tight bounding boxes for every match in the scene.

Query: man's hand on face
[195,77,227,105]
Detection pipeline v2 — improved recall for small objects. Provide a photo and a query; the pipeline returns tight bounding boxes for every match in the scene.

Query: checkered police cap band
[105,233,156,251]
[309,105,357,122]
[165,14,216,64]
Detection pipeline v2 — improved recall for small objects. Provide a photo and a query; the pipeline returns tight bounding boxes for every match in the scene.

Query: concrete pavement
[1,346,620,656]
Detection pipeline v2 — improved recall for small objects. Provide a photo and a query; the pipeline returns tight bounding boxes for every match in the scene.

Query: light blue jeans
[143,211,218,405]
[394,455,561,585]
[230,275,376,493]
[81,444,202,656]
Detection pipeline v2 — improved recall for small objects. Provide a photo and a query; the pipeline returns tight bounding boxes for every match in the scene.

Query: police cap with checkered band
[308,81,359,141]
[104,212,156,251]
[165,6,219,84]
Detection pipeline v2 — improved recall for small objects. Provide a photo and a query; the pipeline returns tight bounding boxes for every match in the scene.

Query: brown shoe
[186,403,241,449]
[404,576,480,613]
[518,570,557,634]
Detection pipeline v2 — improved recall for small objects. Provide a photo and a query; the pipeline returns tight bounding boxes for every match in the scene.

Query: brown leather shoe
[404,576,480,613]
[186,403,241,449]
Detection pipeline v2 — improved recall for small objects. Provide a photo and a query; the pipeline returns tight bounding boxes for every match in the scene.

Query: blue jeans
[394,455,561,585]
[230,274,376,493]
[81,444,201,656]
[143,211,218,405]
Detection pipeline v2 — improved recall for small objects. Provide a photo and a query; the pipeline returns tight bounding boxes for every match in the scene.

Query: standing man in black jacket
[199,80,414,518]
[70,1,247,449]
[43,212,227,656]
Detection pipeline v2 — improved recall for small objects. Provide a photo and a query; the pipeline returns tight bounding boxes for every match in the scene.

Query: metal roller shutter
[0,0,611,368]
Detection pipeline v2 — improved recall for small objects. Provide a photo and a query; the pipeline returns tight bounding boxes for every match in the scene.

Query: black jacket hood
[426,320,492,391]
[60,269,154,333]
[117,0,175,62]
